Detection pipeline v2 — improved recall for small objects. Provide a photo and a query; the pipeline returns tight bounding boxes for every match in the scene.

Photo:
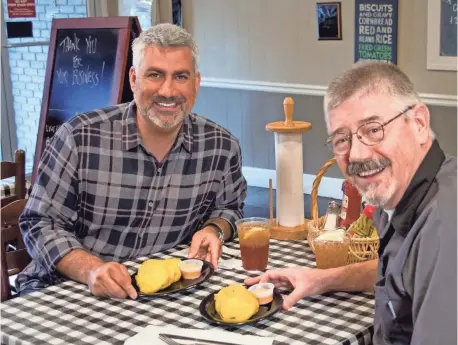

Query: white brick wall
[68,0,84,6]
[3,0,87,171]
[119,0,152,31]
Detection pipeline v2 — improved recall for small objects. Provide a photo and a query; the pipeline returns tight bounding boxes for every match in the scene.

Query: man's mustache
[347,157,391,176]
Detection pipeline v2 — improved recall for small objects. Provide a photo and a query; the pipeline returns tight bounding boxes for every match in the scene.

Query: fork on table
[159,334,206,345]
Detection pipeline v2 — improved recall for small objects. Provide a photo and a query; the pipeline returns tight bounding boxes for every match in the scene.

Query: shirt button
[157,168,162,173]
[148,201,154,207]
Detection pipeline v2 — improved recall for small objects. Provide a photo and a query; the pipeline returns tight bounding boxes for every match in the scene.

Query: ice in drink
[236,218,271,271]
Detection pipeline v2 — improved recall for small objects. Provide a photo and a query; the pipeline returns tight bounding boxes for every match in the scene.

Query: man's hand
[244,267,328,310]
[87,262,138,299]
[188,226,223,269]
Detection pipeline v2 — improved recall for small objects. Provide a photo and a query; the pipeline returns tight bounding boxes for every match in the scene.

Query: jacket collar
[390,140,445,236]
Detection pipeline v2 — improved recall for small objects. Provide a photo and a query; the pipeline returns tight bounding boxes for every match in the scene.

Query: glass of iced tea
[236,217,271,271]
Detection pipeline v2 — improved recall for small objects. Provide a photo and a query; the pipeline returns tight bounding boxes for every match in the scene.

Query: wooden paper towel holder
[266,97,312,241]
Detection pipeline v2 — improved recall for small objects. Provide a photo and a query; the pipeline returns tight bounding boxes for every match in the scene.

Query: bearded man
[246,61,456,345]
[18,24,247,299]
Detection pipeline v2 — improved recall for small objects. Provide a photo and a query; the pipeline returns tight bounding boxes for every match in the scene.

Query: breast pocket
[374,285,412,345]
[171,173,218,208]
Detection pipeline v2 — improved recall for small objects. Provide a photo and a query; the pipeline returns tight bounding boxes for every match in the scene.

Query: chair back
[1,199,31,301]
[1,150,26,207]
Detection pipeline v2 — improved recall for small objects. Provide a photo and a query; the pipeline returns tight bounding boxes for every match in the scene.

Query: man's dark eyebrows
[144,67,165,74]
[329,115,383,137]
[357,115,381,125]
[173,69,191,76]
[329,127,348,138]
[143,68,191,76]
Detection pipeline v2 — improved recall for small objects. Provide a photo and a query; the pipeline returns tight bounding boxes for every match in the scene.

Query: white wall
[2,0,87,171]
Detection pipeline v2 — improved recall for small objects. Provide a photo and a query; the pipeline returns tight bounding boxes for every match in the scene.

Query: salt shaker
[322,201,341,231]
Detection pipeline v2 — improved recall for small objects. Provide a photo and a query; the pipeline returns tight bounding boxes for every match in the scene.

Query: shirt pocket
[169,174,217,211]
[374,285,412,344]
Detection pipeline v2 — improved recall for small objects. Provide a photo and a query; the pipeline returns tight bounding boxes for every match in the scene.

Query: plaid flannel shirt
[17,102,247,293]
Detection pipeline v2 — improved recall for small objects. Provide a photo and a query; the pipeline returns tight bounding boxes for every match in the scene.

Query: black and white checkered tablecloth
[0,178,32,199]
[0,239,375,345]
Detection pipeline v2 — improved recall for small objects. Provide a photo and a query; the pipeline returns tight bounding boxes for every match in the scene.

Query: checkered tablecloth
[0,178,32,199]
[0,239,375,345]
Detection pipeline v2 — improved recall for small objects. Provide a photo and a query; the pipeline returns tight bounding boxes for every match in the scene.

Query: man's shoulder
[417,155,456,236]
[404,156,456,293]
[433,155,456,216]
[436,156,456,222]
[63,103,130,134]
[189,113,240,145]
[437,155,457,185]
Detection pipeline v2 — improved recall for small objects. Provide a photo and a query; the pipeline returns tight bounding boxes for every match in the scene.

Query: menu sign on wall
[354,0,398,64]
[7,0,36,18]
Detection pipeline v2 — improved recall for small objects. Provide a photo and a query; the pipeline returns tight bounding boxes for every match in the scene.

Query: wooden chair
[1,199,31,301]
[1,149,26,208]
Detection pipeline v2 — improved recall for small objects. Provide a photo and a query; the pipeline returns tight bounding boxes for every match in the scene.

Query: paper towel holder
[266,97,312,240]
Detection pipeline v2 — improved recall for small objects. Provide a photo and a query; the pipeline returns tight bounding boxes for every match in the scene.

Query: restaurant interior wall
[1,0,89,170]
[183,0,457,198]
[2,0,456,200]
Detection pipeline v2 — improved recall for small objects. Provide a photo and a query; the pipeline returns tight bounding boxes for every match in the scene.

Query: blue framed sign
[354,0,398,64]
[440,0,457,57]
[427,0,457,71]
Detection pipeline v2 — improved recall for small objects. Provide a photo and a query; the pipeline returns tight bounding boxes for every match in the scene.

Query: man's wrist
[57,248,105,285]
[202,218,232,241]
[201,224,225,243]
[316,266,341,293]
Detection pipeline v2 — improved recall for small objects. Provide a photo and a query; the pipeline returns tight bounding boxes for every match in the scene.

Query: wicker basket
[307,158,379,264]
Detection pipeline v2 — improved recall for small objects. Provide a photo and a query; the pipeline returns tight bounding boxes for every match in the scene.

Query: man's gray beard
[149,111,185,129]
[354,181,393,208]
[141,106,186,129]
[361,193,385,208]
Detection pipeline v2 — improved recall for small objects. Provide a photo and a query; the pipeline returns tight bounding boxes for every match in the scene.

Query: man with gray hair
[18,24,247,299]
[247,61,456,344]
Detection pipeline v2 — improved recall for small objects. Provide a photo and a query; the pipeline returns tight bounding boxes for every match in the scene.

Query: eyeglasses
[326,105,415,155]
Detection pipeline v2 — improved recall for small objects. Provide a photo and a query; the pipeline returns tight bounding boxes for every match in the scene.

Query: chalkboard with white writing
[441,0,457,57]
[32,17,141,183]
[46,28,119,143]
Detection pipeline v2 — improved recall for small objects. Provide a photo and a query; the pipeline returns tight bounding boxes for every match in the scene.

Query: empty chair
[1,149,26,208]
[1,199,30,301]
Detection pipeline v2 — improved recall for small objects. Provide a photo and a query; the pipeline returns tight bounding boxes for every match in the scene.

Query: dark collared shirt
[17,102,247,293]
[373,140,457,345]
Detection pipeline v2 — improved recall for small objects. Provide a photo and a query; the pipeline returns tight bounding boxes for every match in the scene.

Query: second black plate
[199,288,283,325]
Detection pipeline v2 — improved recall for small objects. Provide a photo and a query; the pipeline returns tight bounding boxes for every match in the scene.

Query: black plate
[131,259,214,297]
[199,288,283,325]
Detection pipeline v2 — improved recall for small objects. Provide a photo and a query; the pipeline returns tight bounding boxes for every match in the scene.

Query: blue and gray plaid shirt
[17,102,247,293]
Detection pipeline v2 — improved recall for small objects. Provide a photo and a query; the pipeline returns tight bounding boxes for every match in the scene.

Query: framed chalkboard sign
[32,16,141,183]
[427,0,457,71]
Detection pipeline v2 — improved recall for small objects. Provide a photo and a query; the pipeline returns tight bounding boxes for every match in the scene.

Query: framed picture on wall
[316,2,342,40]
[427,0,457,71]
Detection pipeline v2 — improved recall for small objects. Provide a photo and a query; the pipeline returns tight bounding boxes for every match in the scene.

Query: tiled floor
[244,186,340,219]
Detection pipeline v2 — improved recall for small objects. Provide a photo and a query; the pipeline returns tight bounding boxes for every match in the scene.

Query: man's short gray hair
[323,61,435,138]
[132,23,199,72]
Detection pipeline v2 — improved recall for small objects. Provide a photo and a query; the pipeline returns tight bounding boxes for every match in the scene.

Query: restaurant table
[0,178,31,199]
[0,239,375,345]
